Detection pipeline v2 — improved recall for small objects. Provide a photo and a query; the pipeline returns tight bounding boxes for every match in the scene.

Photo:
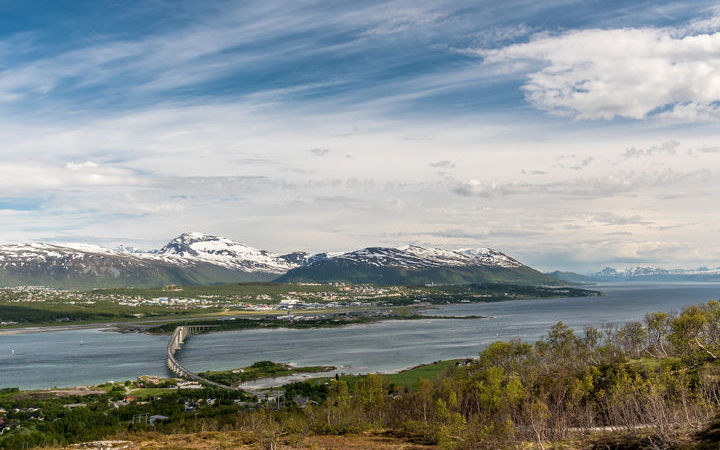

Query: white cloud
[66,160,98,170]
[482,25,720,121]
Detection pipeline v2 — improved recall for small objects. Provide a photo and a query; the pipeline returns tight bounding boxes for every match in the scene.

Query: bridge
[166,325,242,391]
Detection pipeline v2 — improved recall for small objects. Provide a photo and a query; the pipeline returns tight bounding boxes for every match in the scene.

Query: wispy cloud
[453,169,717,199]
[622,141,680,158]
[1,0,720,270]
[429,160,455,168]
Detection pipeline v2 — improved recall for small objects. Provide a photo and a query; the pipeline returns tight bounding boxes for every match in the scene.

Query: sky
[1,0,720,272]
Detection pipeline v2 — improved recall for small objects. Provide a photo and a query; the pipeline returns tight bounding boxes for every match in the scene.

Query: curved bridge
[166,325,241,391]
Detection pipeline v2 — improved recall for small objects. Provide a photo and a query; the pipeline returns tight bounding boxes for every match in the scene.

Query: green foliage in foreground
[280,300,720,448]
[232,300,720,449]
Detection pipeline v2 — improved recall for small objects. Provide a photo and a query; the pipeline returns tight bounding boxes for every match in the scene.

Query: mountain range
[0,232,562,288]
[593,266,720,281]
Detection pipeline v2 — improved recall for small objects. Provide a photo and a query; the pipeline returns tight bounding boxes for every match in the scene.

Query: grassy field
[380,359,462,390]
[127,387,175,399]
[321,359,462,391]
[58,431,437,449]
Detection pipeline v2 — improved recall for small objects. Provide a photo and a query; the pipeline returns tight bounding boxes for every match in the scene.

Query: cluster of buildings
[117,297,217,308]
[0,406,39,435]
[0,284,456,320]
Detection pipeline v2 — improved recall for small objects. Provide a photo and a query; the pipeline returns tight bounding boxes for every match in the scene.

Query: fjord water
[2,282,720,390]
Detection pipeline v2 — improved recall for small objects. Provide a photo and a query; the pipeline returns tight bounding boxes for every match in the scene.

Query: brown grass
[61,432,438,449]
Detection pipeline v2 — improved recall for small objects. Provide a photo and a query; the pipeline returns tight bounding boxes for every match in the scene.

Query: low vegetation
[200,361,336,386]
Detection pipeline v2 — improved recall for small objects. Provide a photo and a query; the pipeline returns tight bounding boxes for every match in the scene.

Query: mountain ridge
[0,232,562,288]
[277,245,559,286]
[594,265,720,281]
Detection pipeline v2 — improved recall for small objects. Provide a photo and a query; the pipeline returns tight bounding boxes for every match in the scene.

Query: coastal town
[0,283,405,309]
[0,283,597,330]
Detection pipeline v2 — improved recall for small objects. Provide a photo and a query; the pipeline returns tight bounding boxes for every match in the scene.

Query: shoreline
[0,311,488,336]
[0,358,465,393]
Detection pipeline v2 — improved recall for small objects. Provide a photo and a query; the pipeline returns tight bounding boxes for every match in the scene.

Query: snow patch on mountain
[457,248,523,268]
[314,245,524,269]
[0,233,301,276]
[0,233,527,283]
[156,232,297,273]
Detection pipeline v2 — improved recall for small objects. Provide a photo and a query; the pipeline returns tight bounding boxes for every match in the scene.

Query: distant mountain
[0,233,301,289]
[277,245,562,286]
[545,271,599,284]
[594,266,720,281]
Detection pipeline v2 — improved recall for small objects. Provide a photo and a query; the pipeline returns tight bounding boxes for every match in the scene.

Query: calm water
[2,282,719,390]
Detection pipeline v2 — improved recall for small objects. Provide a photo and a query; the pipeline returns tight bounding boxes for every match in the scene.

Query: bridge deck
[166,325,241,391]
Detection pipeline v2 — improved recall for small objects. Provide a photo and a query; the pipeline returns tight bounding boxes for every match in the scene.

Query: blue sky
[2,0,720,271]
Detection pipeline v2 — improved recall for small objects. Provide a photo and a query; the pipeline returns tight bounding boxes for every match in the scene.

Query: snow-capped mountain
[278,251,312,266]
[0,233,304,288]
[114,244,145,254]
[156,232,296,274]
[457,248,523,268]
[0,242,181,288]
[320,245,523,269]
[0,234,557,288]
[278,245,557,285]
[595,266,720,281]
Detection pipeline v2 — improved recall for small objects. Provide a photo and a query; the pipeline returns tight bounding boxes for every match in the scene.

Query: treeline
[0,301,192,325]
[149,315,382,334]
[421,282,600,300]
[0,303,120,324]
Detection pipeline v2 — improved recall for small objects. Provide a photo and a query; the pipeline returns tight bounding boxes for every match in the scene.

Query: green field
[337,359,462,391]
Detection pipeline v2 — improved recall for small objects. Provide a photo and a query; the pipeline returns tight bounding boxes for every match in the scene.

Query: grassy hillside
[0,263,275,289]
[545,270,599,284]
[276,259,563,286]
